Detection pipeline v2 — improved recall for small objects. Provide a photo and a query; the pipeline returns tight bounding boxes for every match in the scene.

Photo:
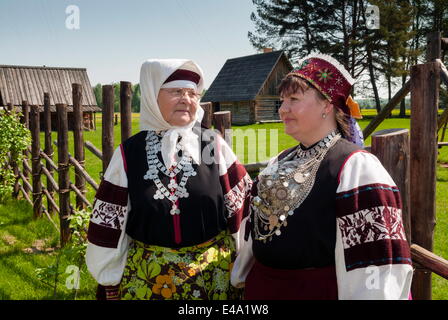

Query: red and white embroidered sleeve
[214,135,252,248]
[334,151,413,300]
[85,145,131,287]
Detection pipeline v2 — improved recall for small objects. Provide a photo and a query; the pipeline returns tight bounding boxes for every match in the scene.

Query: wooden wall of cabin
[254,97,281,122]
[219,100,255,125]
[254,56,290,122]
[258,56,292,96]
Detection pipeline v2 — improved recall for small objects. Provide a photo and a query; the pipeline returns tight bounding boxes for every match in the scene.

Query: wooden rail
[53,140,99,192]
[85,141,103,160]
[411,244,448,280]
[362,80,411,139]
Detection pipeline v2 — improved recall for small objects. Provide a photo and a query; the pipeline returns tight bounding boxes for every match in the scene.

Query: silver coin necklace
[143,130,197,216]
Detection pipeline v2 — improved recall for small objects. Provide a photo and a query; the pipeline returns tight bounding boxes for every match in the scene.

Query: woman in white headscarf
[85,59,252,300]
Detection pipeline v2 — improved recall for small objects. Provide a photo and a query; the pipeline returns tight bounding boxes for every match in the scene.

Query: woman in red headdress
[231,54,413,300]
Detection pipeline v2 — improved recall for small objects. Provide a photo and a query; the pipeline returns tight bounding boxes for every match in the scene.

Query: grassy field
[0,199,97,299]
[0,110,447,299]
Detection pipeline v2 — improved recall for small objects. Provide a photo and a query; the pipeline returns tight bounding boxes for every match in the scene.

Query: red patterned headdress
[289,54,362,119]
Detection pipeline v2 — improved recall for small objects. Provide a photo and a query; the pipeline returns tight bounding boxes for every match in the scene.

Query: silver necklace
[143,130,197,215]
[253,130,341,242]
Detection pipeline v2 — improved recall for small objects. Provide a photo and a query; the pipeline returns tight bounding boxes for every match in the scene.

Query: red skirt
[244,260,338,300]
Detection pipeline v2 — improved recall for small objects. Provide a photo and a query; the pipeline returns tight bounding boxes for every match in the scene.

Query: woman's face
[279,88,328,141]
[157,88,199,126]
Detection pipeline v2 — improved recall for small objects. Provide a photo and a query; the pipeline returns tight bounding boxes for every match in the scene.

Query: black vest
[251,138,361,269]
[121,129,228,248]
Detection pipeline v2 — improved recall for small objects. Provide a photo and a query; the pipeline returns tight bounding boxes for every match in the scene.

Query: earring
[322,113,327,119]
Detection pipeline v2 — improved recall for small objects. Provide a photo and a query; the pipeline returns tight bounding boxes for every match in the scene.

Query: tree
[93,83,102,108]
[113,83,120,113]
[248,0,420,113]
[249,0,369,82]
[131,84,141,113]
[366,0,414,112]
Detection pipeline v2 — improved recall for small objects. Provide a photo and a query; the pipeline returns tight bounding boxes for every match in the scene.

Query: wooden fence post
[200,102,212,129]
[120,81,132,142]
[213,111,232,146]
[43,92,55,215]
[102,85,115,173]
[56,104,71,246]
[410,61,440,300]
[371,129,411,243]
[72,83,86,211]
[30,105,42,219]
[22,100,31,194]
[21,100,30,197]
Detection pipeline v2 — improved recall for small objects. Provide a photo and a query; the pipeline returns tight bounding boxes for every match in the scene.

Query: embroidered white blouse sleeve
[334,151,413,300]
[214,134,252,253]
[85,146,132,286]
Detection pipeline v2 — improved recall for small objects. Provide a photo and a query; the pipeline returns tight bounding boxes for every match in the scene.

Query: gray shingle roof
[202,51,290,102]
[0,65,100,111]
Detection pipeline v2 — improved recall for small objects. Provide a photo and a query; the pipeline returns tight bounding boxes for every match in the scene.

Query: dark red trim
[87,222,121,248]
[96,179,128,206]
[219,161,247,194]
[337,149,369,184]
[335,183,402,217]
[344,239,412,272]
[120,144,127,174]
[245,261,338,300]
[164,69,200,84]
[170,175,182,245]
[227,209,242,234]
[173,212,181,245]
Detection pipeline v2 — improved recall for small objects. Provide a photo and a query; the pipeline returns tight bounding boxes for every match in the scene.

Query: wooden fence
[359,31,448,299]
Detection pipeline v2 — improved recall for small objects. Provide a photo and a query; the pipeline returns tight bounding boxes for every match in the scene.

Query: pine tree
[131,84,141,113]
[248,0,420,113]
[93,83,103,108]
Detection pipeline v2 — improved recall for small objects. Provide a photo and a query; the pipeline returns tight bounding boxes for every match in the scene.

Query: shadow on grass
[0,255,51,299]
[0,216,34,228]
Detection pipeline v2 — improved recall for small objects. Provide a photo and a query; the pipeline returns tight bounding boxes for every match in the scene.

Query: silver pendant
[294,172,306,183]
[153,190,164,200]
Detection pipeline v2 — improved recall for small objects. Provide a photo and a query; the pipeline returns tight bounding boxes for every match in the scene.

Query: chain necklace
[143,130,197,216]
[253,130,341,242]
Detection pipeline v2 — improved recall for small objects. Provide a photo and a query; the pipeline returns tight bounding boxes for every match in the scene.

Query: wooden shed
[0,65,101,130]
[202,50,293,125]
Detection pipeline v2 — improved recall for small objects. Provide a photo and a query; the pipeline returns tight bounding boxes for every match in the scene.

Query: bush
[0,108,31,202]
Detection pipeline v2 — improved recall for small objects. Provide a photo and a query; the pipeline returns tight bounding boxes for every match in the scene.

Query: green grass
[1,112,447,299]
[434,165,448,300]
[0,199,96,299]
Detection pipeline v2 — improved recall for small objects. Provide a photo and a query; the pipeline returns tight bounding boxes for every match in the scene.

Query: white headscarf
[139,59,205,168]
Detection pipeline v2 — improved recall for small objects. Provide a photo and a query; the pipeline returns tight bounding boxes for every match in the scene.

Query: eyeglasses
[161,88,200,100]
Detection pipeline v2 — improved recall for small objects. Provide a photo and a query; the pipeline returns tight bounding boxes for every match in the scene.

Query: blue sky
[0,0,258,88]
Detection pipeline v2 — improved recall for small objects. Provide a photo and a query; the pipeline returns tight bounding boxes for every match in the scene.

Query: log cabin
[0,64,100,130]
[202,49,293,125]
